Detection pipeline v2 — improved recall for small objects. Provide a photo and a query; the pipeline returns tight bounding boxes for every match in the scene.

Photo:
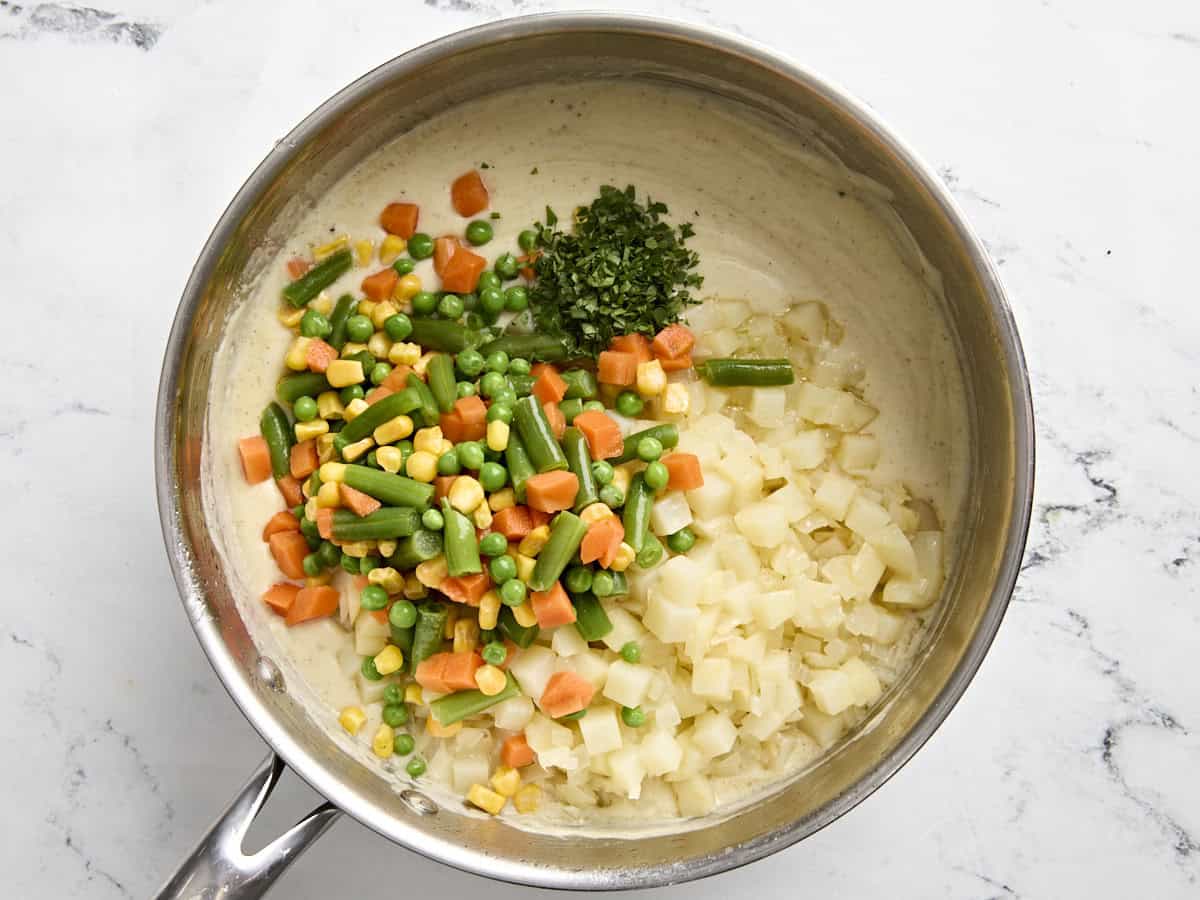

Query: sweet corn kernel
[341,341,368,358]
[367,331,393,360]
[356,299,378,321]
[518,525,551,557]
[316,481,342,508]
[472,503,493,530]
[662,382,690,415]
[342,437,374,462]
[372,722,395,757]
[412,427,443,455]
[513,553,536,583]
[512,602,537,628]
[513,783,541,814]
[486,419,510,452]
[376,445,403,473]
[343,398,370,422]
[609,542,636,572]
[636,359,667,398]
[305,572,333,587]
[478,590,501,631]
[415,555,448,588]
[611,464,634,497]
[326,359,365,388]
[285,336,313,371]
[278,305,306,328]
[378,539,397,559]
[466,784,506,816]
[453,618,480,654]
[388,341,421,366]
[394,273,422,302]
[403,573,428,600]
[488,488,516,512]
[374,415,414,445]
[319,461,347,483]
[490,766,521,798]
[370,300,398,329]
[379,234,407,264]
[316,391,345,421]
[443,605,459,639]
[313,234,348,260]
[580,502,615,525]
[295,419,330,443]
[448,476,485,515]
[413,352,435,378]
[406,450,438,482]
[304,497,319,521]
[368,566,405,595]
[405,684,423,705]
[339,706,367,735]
[354,239,374,267]
[317,433,337,464]
[427,717,462,738]
[341,541,374,558]
[310,294,334,317]
[475,664,507,696]
[374,645,405,676]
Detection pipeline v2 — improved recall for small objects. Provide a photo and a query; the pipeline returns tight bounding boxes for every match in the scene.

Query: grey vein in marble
[0,1,161,49]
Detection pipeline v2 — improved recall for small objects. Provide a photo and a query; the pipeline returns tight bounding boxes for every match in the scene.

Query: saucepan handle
[154,753,341,900]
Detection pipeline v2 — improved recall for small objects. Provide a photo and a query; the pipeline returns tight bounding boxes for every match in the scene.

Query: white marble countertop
[3,0,1197,897]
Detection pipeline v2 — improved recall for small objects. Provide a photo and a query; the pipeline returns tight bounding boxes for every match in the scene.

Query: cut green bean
[441,499,482,576]
[505,431,536,502]
[410,602,448,672]
[559,397,584,424]
[388,529,443,570]
[426,353,458,414]
[327,294,356,350]
[408,318,478,354]
[572,592,613,642]
[608,424,679,465]
[479,334,570,362]
[697,358,795,386]
[561,368,597,400]
[331,507,420,541]
[637,533,665,569]
[563,428,599,511]
[429,672,520,725]
[259,402,293,479]
[276,372,330,406]
[513,395,568,473]
[406,373,439,428]
[529,511,589,591]
[389,624,414,657]
[337,388,422,446]
[343,465,435,508]
[622,473,654,552]
[499,605,540,648]
[282,249,352,307]
[507,373,535,396]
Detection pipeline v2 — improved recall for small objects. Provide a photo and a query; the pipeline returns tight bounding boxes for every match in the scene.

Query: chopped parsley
[528,185,702,357]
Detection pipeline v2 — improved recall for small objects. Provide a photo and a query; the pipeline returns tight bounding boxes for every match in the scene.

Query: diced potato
[683,607,720,664]
[748,386,787,427]
[525,713,574,755]
[791,577,844,639]
[836,433,880,470]
[491,695,534,732]
[806,668,857,715]
[565,650,610,692]
[650,491,694,536]
[578,705,623,755]
[764,482,816,523]
[686,470,734,519]
[716,534,760,581]
[551,624,589,657]
[869,523,919,578]
[602,660,654,708]
[799,707,846,749]
[844,495,890,539]
[781,301,827,343]
[752,589,799,630]
[452,755,491,795]
[690,711,738,758]
[353,613,389,656]
[508,646,558,705]
[643,592,701,643]
[841,657,883,706]
[733,501,789,549]
[691,657,733,700]
[640,730,684,777]
[654,555,703,605]
[845,600,905,645]
[607,746,647,800]
[782,429,827,470]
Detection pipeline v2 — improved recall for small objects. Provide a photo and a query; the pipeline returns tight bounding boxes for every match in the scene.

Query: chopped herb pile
[528,185,702,357]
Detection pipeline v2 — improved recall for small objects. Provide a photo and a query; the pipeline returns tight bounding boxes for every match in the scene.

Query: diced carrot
[439,409,467,444]
[415,653,450,694]
[651,324,695,360]
[340,483,381,517]
[369,608,389,623]
[286,257,311,279]
[492,505,533,540]
[439,573,492,607]
[450,170,489,217]
[539,671,595,719]
[443,651,484,692]
[517,251,540,281]
[542,401,566,440]
[580,515,625,568]
[276,474,303,507]
[663,452,704,491]
[353,575,370,591]
[525,470,579,514]
[289,440,318,480]
[434,476,457,502]
[500,734,535,768]
[316,507,335,540]
[454,394,487,426]
[380,201,419,238]
[530,581,576,628]
[597,350,637,386]
[269,531,310,579]
[361,267,399,302]
[529,508,552,529]
[529,362,553,379]
[262,583,300,616]
[381,364,412,392]
[610,334,654,363]
[305,339,338,374]
[658,353,693,372]
[440,246,487,293]
[286,585,340,625]
[365,385,394,405]
[433,235,460,277]
[262,510,300,541]
[238,436,272,484]
[532,366,568,405]
[571,410,624,461]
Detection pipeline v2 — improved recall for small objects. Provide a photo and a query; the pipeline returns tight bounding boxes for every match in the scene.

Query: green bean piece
[504,431,536,502]
[563,428,600,511]
[637,533,665,568]
[513,395,568,473]
[440,499,482,576]
[697,358,795,386]
[559,397,584,425]
[406,373,439,428]
[426,353,458,414]
[337,389,422,446]
[499,605,540,648]
[607,424,680,465]
[622,473,654,552]
[572,592,613,642]
[561,368,598,400]
[479,334,570,362]
[282,249,352,307]
[388,529,443,570]
[330,507,420,541]
[276,372,330,406]
[342,465,435,508]
[327,294,357,350]
[507,373,535,396]
[259,402,293,479]
[609,570,629,597]
[408,318,479,354]
[409,601,448,672]
[429,673,520,725]
[529,511,589,591]
[389,625,414,657]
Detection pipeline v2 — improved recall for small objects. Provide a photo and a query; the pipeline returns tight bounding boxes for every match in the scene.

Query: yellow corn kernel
[367,331,393,360]
[611,463,634,497]
[319,461,347,483]
[662,382,690,415]
[475,664,507,697]
[305,572,332,587]
[378,539,397,559]
[370,300,398,330]
[512,602,537,629]
[453,618,480,654]
[304,497,319,521]
[486,419,510,452]
[580,502,614,525]
[513,783,541,814]
[490,766,521,798]
[374,415,414,445]
[636,359,667,398]
[342,437,374,462]
[375,445,403,474]
[343,398,370,422]
[388,341,422,366]
[354,239,375,267]
[316,481,342,508]
[309,293,334,316]
[374,645,405,676]
[472,503,493,530]
[448,476,485,515]
[326,359,365,388]
[513,553,536,583]
[379,234,407,264]
[413,352,436,378]
[405,450,437,483]
[313,234,348,260]
[609,542,636,572]
[403,574,428,600]
[278,305,306,328]
[443,604,459,639]
[428,717,463,738]
[478,590,501,631]
[316,433,337,464]
[413,427,444,455]
[295,419,330,443]
[316,391,345,421]
[518,525,551,558]
[339,706,367,736]
[466,784,506,816]
[285,336,313,371]
[415,555,448,589]
[368,566,405,595]
[488,488,516,512]
[393,273,422,302]
[341,540,374,558]
[372,723,395,757]
[405,684,423,705]
[341,341,367,358]
[357,299,378,321]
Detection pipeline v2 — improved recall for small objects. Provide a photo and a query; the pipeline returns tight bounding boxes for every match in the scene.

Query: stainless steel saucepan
[154,13,1034,897]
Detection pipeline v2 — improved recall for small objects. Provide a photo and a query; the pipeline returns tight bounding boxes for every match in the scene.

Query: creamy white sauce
[204,81,969,829]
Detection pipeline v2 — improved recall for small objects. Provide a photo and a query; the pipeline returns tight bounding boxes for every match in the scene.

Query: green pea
[438,293,464,319]
[582,400,606,413]
[359,555,381,575]
[300,309,331,338]
[411,291,437,316]
[465,219,493,246]
[317,540,341,568]
[518,229,538,252]
[392,257,415,275]
[489,555,517,585]
[621,705,646,728]
[504,286,529,312]
[360,584,389,611]
[293,396,318,422]
[421,508,444,530]
[637,538,664,569]
[565,566,593,594]
[485,350,510,374]
[508,357,531,376]
[384,313,413,341]
[457,442,486,470]
[499,578,527,607]
[494,252,519,279]
[383,683,405,706]
[341,553,360,575]
[366,449,380,469]
[345,314,373,343]
[486,403,513,424]
[637,437,664,462]
[591,460,614,485]
[477,271,502,293]
[482,641,508,666]
[599,485,624,508]
[480,371,506,398]
[478,461,507,492]
[370,362,392,386]
[302,553,322,577]
[339,384,364,404]
[361,656,383,681]
[456,348,485,377]
[382,703,409,727]
[479,287,505,316]
[396,440,414,462]
[492,386,517,408]
[464,311,486,330]
[479,532,508,558]
[667,527,696,553]
[405,754,425,775]
[592,570,616,597]
[389,599,418,629]
[644,460,669,491]
[407,233,434,259]
[437,450,461,476]
[456,381,477,398]
[394,733,416,756]
[459,292,478,311]
[615,391,644,417]
[620,641,641,664]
